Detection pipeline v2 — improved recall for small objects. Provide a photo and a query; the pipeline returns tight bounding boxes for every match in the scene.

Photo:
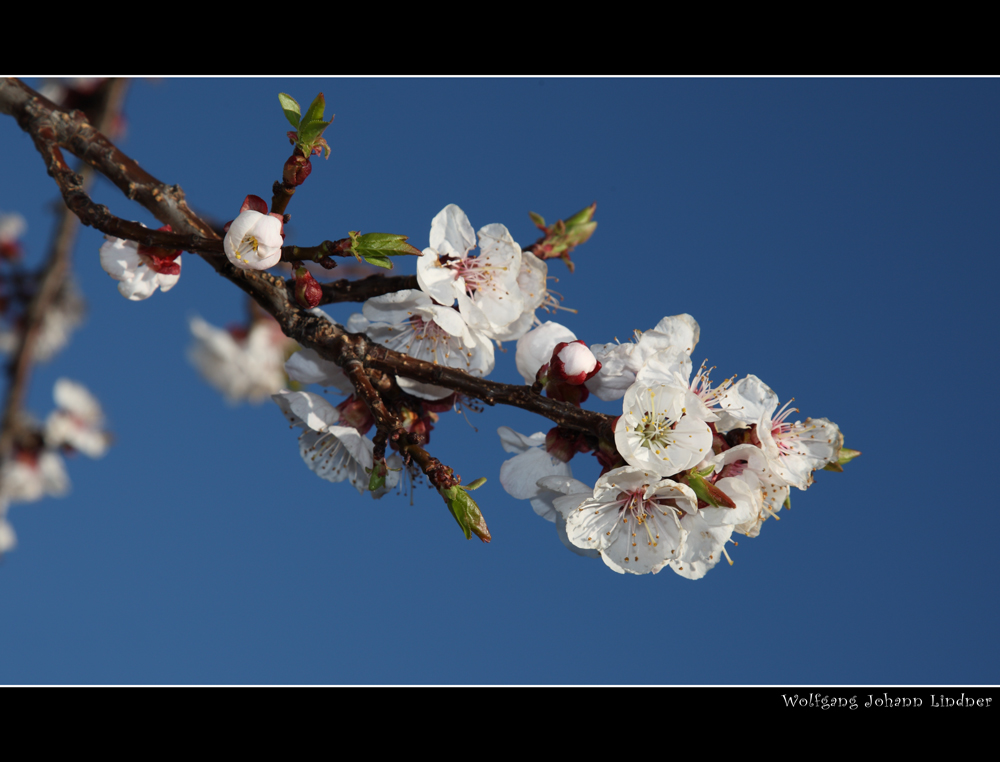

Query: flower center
[637,411,676,450]
[771,398,799,453]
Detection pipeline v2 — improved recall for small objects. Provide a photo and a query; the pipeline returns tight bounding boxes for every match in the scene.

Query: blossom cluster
[270,204,564,493]
[499,314,846,579]
[1,379,110,556]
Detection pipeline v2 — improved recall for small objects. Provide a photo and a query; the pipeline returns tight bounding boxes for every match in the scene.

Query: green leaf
[299,119,331,146]
[783,493,791,510]
[528,211,546,230]
[565,201,597,228]
[351,232,422,259]
[686,472,736,509]
[465,477,487,491]
[363,255,393,270]
[368,462,387,492]
[302,93,327,127]
[441,485,491,542]
[838,447,861,465]
[278,93,301,129]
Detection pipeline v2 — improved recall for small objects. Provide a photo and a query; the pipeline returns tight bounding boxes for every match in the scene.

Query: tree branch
[0,78,129,459]
[0,77,613,542]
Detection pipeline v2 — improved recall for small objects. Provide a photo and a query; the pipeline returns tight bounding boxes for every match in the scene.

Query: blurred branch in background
[0,78,128,552]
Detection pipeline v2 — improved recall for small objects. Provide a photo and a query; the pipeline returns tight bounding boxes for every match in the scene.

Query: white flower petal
[428,204,476,258]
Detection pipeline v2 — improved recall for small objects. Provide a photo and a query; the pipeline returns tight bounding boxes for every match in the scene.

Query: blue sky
[0,77,997,685]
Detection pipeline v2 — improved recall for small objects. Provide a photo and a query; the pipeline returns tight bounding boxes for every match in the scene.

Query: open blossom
[0,449,69,504]
[45,378,111,458]
[718,374,841,490]
[497,427,571,505]
[563,466,697,575]
[615,382,713,477]
[188,315,292,404]
[488,251,553,342]
[223,196,284,271]
[417,204,524,339]
[99,225,181,301]
[586,314,701,401]
[351,289,494,401]
[272,390,400,497]
[713,443,789,537]
[667,476,756,580]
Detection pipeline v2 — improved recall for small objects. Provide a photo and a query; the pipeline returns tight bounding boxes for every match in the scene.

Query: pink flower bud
[294,267,323,309]
[549,341,601,385]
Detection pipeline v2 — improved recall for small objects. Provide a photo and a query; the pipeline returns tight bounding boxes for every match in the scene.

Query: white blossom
[354,289,494,400]
[615,382,713,477]
[586,313,700,401]
[0,450,69,504]
[487,251,553,342]
[188,316,291,404]
[272,390,400,497]
[712,443,789,537]
[563,466,697,575]
[668,476,756,580]
[224,210,283,270]
[99,230,181,301]
[416,204,524,338]
[44,378,110,458]
[497,427,571,506]
[718,375,842,489]
[531,475,601,559]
